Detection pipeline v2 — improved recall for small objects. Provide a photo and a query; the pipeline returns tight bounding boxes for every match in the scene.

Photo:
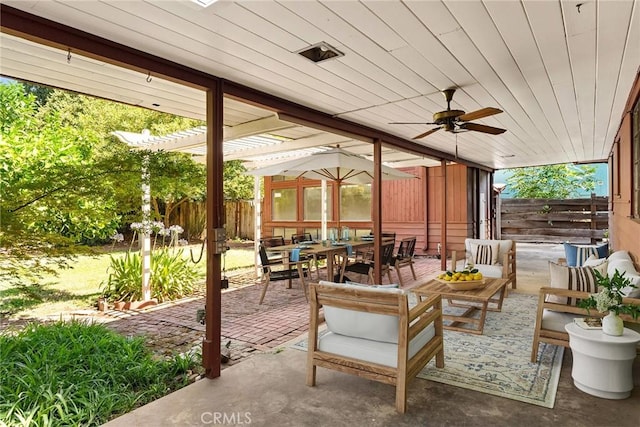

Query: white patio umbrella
[246,147,415,232]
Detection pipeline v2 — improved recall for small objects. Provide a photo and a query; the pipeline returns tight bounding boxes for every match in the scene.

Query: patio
[99,243,640,426]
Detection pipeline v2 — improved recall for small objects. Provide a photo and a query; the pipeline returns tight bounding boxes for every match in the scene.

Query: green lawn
[0,245,255,318]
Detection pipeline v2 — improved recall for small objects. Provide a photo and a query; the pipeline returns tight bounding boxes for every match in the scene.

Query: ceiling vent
[191,0,219,7]
[297,42,344,63]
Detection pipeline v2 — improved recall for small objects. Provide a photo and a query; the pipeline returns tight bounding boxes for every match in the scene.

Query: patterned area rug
[291,292,563,408]
[419,292,563,408]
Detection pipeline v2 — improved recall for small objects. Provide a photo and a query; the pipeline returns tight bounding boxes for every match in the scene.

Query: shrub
[151,248,201,302]
[0,321,200,426]
[102,251,143,302]
[102,249,202,302]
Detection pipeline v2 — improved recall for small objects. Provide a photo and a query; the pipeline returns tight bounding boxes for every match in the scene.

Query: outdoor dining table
[266,238,388,282]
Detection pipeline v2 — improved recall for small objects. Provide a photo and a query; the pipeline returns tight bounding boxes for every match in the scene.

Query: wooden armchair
[531,287,640,362]
[306,281,445,413]
[451,238,516,290]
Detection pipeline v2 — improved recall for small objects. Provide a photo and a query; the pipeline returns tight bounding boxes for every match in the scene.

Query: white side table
[565,323,640,399]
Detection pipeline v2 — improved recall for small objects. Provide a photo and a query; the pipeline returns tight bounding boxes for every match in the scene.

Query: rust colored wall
[427,164,473,256]
[611,70,640,264]
[262,166,430,253]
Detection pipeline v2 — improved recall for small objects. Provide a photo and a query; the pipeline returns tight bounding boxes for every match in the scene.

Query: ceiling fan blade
[458,107,503,122]
[461,122,506,135]
[413,127,442,139]
[389,121,437,125]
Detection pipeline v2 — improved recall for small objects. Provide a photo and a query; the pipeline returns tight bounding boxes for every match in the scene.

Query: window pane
[272,175,296,182]
[303,187,332,221]
[340,184,371,221]
[272,188,296,221]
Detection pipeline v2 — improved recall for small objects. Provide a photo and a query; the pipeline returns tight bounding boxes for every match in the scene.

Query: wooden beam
[203,82,224,379]
[373,140,382,284]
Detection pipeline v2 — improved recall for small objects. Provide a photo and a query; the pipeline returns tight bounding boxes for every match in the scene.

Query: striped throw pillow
[563,242,609,267]
[547,262,598,305]
[470,242,500,265]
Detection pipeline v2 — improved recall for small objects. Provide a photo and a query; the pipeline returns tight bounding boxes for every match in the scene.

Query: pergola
[2,1,637,378]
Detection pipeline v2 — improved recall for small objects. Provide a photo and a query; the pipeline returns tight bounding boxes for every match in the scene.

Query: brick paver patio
[98,256,443,368]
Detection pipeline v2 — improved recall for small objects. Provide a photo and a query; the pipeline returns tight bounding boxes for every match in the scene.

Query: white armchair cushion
[318,280,406,344]
[473,264,505,278]
[318,324,436,368]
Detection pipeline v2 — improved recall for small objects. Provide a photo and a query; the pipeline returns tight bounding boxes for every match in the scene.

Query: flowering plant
[579,269,640,319]
[102,223,201,302]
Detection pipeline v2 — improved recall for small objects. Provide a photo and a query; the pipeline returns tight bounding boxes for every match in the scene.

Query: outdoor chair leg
[395,266,405,286]
[259,276,271,305]
[299,264,309,302]
[409,262,417,279]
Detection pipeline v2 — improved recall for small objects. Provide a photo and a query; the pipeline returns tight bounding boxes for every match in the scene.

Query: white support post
[321,180,327,240]
[140,154,152,301]
[254,176,262,278]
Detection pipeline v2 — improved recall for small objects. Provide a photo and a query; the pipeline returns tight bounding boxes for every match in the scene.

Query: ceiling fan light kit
[392,88,507,139]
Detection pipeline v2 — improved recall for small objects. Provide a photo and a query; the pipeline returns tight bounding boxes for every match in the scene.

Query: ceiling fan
[391,88,507,139]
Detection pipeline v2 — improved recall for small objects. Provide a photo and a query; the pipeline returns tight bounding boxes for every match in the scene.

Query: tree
[0,82,207,285]
[1,81,258,284]
[505,164,596,199]
[38,88,207,227]
[1,83,130,284]
[223,160,254,201]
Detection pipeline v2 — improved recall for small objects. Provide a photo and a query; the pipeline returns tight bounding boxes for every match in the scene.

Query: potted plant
[579,269,640,335]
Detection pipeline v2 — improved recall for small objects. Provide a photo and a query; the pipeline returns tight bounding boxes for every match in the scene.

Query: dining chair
[257,244,310,304]
[340,242,395,284]
[291,233,321,279]
[354,231,397,262]
[291,233,313,244]
[259,235,286,265]
[392,237,417,286]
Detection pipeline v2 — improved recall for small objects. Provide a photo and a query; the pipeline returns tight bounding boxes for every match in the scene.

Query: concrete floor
[104,346,640,427]
[103,243,640,426]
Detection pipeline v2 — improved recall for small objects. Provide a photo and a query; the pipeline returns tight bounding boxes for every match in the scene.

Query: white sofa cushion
[606,255,640,298]
[607,250,632,262]
[541,309,584,333]
[318,323,436,368]
[542,310,640,334]
[583,255,608,276]
[318,281,406,344]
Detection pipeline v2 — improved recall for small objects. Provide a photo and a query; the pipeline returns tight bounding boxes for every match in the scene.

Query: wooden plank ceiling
[1,0,638,170]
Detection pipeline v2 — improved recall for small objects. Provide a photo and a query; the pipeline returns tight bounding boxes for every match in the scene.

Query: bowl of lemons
[435,268,486,291]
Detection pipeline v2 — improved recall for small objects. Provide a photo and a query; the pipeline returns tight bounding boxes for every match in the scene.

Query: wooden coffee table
[412,277,509,335]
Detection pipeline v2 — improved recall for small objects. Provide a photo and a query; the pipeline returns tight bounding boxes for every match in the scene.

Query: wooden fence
[500,196,608,243]
[169,200,255,241]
